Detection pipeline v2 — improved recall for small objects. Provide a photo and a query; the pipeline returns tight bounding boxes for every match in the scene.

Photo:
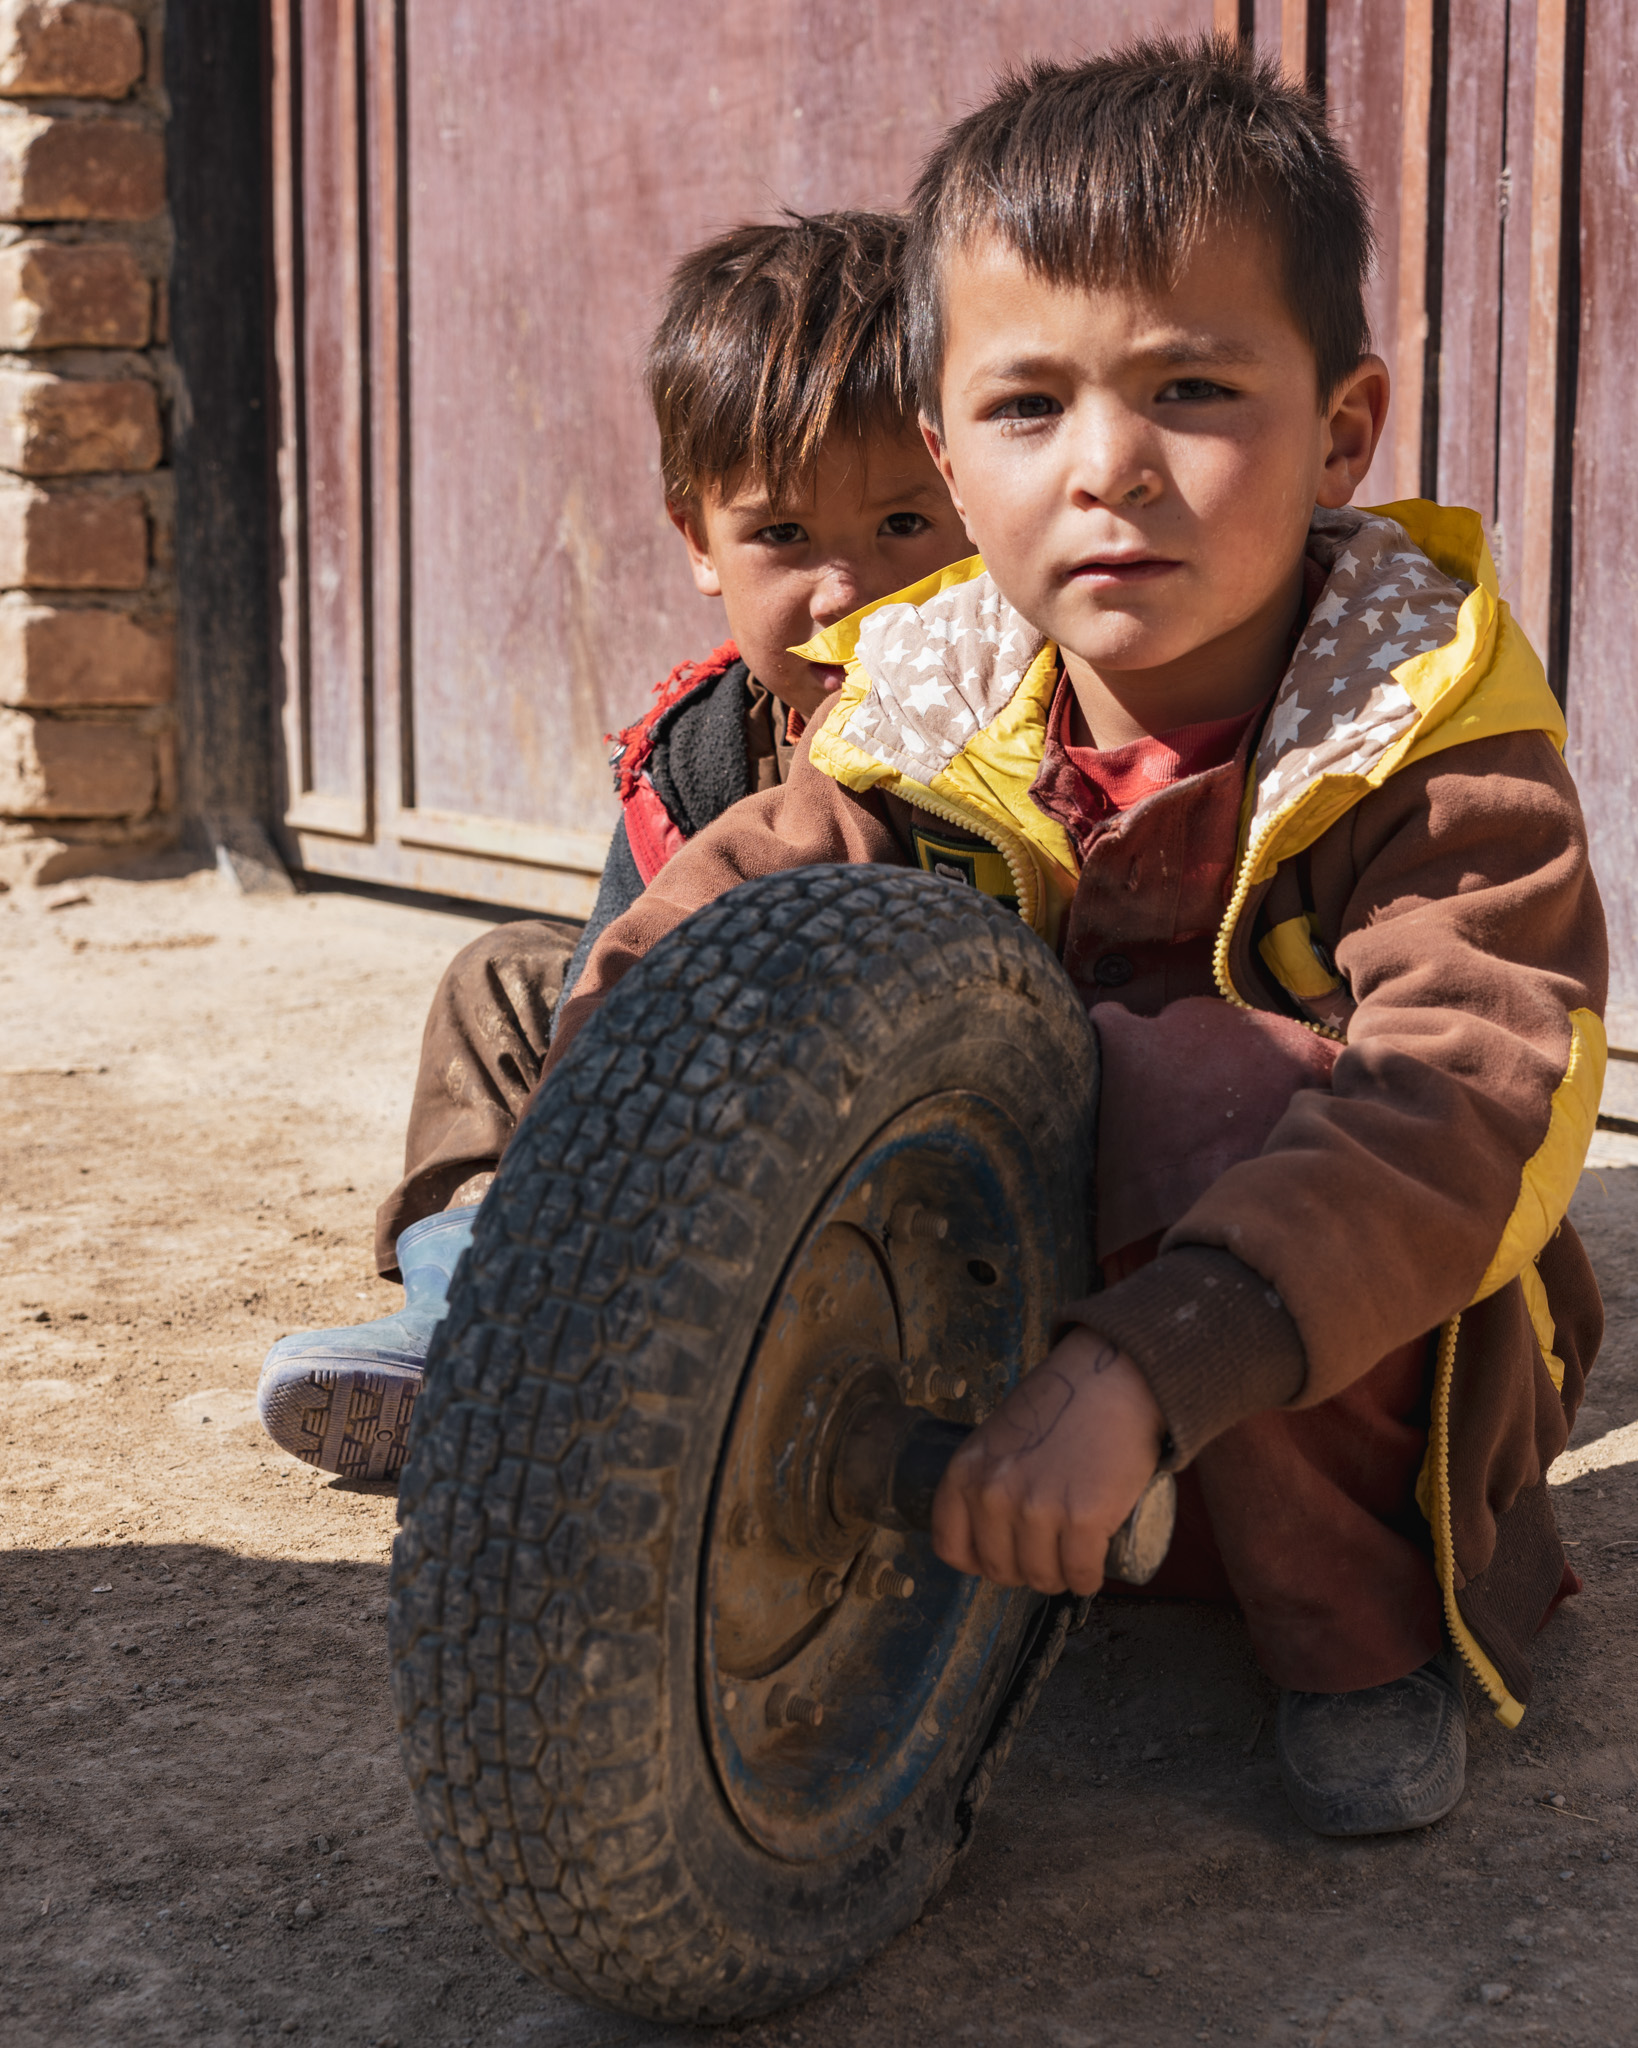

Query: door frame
[268,0,609,914]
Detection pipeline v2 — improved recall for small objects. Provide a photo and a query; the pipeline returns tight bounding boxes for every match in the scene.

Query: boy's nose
[809,567,864,629]
[1065,405,1159,511]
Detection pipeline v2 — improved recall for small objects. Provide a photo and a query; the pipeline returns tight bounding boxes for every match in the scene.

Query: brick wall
[0,0,171,889]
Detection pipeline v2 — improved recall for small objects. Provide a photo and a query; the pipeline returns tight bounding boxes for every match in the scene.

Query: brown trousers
[381,941,1447,1693]
[374,919,578,1276]
[1093,998,1445,1694]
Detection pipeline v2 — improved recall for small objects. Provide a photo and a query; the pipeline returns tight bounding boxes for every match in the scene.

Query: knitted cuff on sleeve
[1059,1246,1307,1469]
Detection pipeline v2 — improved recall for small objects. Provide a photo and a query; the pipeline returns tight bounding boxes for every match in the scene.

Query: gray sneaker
[1276,1650,1467,1836]
[255,1205,478,1480]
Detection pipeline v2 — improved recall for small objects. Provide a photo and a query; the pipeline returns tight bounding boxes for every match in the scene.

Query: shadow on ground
[3,1529,1634,2048]
[0,1542,683,2048]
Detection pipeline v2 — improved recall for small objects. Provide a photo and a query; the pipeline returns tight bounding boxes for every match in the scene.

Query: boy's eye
[991,393,1062,421]
[879,512,931,538]
[753,522,807,545]
[1158,377,1234,403]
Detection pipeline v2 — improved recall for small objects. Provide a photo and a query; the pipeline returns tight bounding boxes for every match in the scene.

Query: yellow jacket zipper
[1212,845,1261,1013]
[1427,1315,1525,1724]
[1211,827,1345,1042]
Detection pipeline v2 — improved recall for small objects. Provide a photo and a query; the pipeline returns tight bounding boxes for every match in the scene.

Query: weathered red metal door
[270,0,1211,913]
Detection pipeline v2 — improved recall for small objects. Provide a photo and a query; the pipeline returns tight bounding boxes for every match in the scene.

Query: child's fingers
[939,1456,1104,1592]
[1056,1507,1112,1599]
[935,1452,1027,1585]
[959,1475,1028,1587]
[1012,1483,1118,1596]
[929,1465,987,1580]
[931,1345,1165,1594]
[1008,1496,1074,1594]
[960,1477,1121,1596]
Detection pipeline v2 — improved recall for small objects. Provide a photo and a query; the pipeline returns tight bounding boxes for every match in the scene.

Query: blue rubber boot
[256,1205,478,1480]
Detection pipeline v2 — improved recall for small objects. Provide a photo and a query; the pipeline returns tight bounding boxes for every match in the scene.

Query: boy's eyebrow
[1145,336,1262,368]
[863,478,943,508]
[971,336,1264,383]
[726,478,944,520]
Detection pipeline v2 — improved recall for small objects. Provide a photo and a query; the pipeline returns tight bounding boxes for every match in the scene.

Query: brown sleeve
[1065,1246,1308,1468]
[544,727,904,1070]
[1072,730,1606,1458]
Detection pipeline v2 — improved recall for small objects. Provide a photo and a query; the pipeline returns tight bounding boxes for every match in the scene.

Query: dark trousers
[1093,998,1444,1694]
[1111,1254,1444,1694]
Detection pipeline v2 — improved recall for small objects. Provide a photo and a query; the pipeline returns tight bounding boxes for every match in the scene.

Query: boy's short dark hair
[906,34,1374,424]
[648,210,913,507]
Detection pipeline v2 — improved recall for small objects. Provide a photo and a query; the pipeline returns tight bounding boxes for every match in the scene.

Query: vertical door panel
[1491,0,1538,604]
[1434,0,1545,618]
[1566,0,1637,1013]
[1436,0,1509,539]
[1326,0,1407,505]
[298,0,374,834]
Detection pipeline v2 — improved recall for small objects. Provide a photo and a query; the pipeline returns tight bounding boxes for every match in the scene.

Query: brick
[0,601,170,705]
[0,239,147,346]
[0,369,159,475]
[0,816,172,885]
[0,111,163,221]
[0,704,153,814]
[0,482,146,586]
[0,3,143,98]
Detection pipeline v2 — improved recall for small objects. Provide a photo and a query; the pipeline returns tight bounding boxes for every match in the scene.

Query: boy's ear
[1316,354,1392,508]
[920,413,974,537]
[667,499,723,599]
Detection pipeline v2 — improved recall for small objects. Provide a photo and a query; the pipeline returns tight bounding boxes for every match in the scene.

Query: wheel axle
[828,1387,1176,1585]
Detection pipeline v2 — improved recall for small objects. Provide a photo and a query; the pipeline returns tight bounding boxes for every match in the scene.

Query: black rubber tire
[388,865,1099,2022]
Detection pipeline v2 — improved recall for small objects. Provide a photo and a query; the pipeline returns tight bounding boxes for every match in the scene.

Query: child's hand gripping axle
[931,1332,1171,1597]
[830,1334,1174,1597]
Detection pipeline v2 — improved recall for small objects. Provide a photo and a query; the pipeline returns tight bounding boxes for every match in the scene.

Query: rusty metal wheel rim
[698,1090,1060,1863]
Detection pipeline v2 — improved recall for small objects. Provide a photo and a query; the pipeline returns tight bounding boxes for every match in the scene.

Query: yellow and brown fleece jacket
[548,500,1608,1724]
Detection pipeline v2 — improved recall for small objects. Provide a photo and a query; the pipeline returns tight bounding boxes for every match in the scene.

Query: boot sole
[258,1366,419,1481]
[1279,1749,1465,1836]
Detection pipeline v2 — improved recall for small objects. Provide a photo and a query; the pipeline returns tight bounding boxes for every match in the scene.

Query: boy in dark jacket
[544,41,1607,1836]
[255,211,969,1477]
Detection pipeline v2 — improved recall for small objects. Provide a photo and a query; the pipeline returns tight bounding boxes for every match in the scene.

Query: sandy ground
[2,865,1635,2048]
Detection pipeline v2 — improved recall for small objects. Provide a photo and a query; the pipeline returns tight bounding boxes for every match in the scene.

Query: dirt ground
[2,864,1635,2048]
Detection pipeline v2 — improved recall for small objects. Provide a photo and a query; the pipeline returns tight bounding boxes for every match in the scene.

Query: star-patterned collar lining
[838,575,1047,782]
[1250,508,1471,821]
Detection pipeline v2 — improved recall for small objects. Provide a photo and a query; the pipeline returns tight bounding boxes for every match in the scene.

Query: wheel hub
[699,1091,1059,1863]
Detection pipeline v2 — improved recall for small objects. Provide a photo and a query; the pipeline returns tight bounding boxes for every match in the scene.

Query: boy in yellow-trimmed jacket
[545,37,1606,1837]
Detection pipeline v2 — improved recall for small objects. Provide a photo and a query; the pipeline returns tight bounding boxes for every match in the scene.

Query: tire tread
[389,868,1093,2020]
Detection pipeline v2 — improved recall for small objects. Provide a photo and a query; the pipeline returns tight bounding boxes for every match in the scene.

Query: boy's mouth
[1065,553,1180,587]
[804,662,846,695]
